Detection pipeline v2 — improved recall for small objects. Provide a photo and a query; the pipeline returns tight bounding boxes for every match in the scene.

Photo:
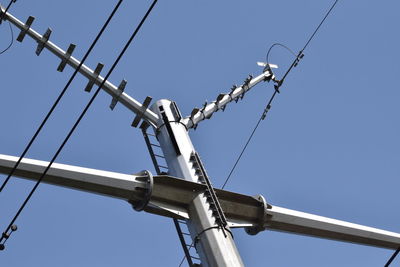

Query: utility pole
[1,5,400,267]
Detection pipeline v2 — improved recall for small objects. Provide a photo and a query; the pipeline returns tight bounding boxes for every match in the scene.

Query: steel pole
[151,99,244,267]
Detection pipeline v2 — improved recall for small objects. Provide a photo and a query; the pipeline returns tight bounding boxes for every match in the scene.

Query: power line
[0,0,158,249]
[385,249,400,267]
[0,0,16,22]
[220,0,339,189]
[0,21,14,54]
[0,0,18,55]
[0,0,124,192]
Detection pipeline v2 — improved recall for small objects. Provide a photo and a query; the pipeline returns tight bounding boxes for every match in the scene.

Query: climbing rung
[154,154,165,158]
[150,143,161,148]
[159,165,168,169]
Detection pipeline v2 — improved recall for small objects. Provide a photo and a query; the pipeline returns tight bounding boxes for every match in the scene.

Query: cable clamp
[109,79,127,110]
[241,75,253,99]
[229,84,239,103]
[294,52,305,67]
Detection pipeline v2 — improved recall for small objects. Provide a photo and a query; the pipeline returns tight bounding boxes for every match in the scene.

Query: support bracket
[85,63,104,92]
[36,28,52,56]
[57,43,76,72]
[109,79,127,110]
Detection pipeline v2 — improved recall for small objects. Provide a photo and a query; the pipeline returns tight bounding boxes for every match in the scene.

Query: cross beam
[0,153,399,250]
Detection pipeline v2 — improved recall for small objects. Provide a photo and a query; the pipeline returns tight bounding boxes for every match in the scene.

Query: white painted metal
[0,154,149,201]
[151,99,244,267]
[0,7,159,126]
[1,153,400,251]
[264,205,400,250]
[181,69,275,129]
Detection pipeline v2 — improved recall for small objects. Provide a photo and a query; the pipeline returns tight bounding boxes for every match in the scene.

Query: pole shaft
[151,99,244,267]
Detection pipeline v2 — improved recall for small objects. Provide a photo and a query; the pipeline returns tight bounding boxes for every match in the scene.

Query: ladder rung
[182,232,191,236]
[150,143,161,148]
[159,165,168,169]
[190,256,201,260]
[154,154,165,158]
[146,133,156,137]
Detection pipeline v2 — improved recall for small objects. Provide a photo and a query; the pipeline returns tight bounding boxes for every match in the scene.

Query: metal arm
[181,67,276,129]
[0,6,159,126]
[0,154,399,250]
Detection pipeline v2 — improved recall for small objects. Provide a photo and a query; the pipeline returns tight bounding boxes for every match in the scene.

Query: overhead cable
[0,0,17,55]
[0,21,13,54]
[221,0,339,189]
[0,0,16,22]
[385,247,400,266]
[0,0,159,249]
[0,0,124,192]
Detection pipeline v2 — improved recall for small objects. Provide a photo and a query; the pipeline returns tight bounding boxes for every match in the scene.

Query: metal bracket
[36,28,52,56]
[57,43,76,72]
[245,195,271,236]
[128,170,154,211]
[109,79,127,110]
[131,96,153,127]
[84,63,104,92]
[16,16,34,42]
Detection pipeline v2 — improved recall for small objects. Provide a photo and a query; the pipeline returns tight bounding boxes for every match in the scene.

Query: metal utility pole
[1,5,400,267]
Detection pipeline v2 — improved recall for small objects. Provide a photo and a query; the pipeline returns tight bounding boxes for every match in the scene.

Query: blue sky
[0,0,399,266]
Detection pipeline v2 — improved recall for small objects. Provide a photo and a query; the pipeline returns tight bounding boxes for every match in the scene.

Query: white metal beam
[264,205,400,250]
[0,153,399,251]
[0,6,159,126]
[181,69,276,129]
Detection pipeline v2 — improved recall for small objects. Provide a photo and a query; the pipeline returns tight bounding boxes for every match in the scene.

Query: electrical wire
[0,21,13,54]
[266,42,297,65]
[0,0,158,248]
[0,0,16,22]
[220,0,339,189]
[0,0,17,55]
[385,249,400,267]
[0,0,123,192]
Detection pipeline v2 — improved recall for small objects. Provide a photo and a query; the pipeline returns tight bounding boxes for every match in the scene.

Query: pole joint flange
[245,194,272,235]
[128,170,154,211]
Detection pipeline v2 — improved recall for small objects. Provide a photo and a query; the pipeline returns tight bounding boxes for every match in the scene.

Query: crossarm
[181,69,276,129]
[0,6,159,126]
[264,205,400,250]
[0,153,398,250]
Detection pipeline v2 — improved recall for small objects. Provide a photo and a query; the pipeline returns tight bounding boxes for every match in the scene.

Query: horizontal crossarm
[0,6,159,126]
[0,154,399,250]
[264,205,400,250]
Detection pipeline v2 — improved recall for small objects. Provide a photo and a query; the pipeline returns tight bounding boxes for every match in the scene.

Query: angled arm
[0,6,159,126]
[181,68,276,129]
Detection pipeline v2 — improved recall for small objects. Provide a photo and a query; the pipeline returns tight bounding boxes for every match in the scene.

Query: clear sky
[0,0,399,266]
